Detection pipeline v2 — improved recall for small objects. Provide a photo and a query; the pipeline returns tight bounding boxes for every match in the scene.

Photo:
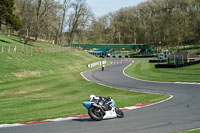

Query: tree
[55,0,71,45]
[15,0,63,44]
[34,0,57,41]
[0,0,21,32]
[66,0,93,46]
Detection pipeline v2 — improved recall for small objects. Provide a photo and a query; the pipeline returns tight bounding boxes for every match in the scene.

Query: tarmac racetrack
[1,58,200,133]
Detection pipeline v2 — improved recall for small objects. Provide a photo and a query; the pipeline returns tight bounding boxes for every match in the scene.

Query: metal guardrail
[87,60,107,68]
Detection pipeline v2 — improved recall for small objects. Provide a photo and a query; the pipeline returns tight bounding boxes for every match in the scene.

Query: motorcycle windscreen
[107,99,115,106]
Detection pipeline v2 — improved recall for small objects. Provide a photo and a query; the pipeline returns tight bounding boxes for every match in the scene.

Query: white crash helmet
[90,94,96,100]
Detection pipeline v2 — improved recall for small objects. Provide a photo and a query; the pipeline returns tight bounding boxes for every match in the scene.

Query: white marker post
[13,46,16,53]
[1,45,3,53]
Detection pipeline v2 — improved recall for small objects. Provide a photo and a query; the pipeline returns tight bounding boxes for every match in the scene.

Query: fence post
[174,55,176,65]
[1,45,3,53]
[13,46,16,53]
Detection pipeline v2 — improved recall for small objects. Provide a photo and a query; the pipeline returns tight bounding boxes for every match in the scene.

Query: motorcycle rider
[89,94,112,111]
[102,65,105,71]
[89,94,99,102]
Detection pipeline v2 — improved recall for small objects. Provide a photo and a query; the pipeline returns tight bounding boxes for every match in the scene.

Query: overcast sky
[86,0,148,17]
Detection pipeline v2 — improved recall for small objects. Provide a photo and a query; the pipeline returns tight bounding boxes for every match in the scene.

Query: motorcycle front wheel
[88,106,104,121]
[115,108,124,118]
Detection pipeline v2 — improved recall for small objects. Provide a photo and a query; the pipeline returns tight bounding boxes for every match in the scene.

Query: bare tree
[34,0,57,41]
[66,0,93,46]
[15,0,63,44]
[54,0,71,45]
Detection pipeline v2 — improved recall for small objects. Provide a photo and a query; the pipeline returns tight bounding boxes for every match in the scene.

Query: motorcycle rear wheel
[88,107,104,121]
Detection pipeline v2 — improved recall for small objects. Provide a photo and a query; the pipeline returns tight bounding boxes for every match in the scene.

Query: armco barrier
[155,60,200,68]
[87,60,106,68]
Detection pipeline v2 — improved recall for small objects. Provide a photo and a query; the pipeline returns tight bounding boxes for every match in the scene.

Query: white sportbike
[82,96,124,121]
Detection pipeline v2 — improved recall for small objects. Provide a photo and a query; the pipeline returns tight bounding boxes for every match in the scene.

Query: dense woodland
[0,0,200,47]
[90,0,200,47]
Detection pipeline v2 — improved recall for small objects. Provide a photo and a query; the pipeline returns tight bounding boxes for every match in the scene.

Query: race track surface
[1,58,200,133]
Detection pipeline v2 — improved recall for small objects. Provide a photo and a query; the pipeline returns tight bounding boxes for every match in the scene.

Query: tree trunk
[59,0,70,44]
[68,31,75,47]
[54,31,59,45]
[34,0,41,41]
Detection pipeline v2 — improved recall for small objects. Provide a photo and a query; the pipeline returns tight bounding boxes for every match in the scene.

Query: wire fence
[168,55,188,65]
[0,44,71,56]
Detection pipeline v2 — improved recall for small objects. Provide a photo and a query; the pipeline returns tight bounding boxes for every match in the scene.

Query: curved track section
[1,59,200,133]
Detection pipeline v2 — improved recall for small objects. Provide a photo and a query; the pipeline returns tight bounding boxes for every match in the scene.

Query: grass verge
[0,35,168,124]
[125,58,200,82]
[173,129,200,133]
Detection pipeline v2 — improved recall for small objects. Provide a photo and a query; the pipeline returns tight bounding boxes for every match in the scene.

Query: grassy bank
[125,58,200,82]
[0,35,168,124]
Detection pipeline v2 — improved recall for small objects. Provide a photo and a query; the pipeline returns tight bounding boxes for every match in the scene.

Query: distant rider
[102,65,105,71]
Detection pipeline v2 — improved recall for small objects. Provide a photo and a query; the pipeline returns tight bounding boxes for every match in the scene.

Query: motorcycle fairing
[82,102,95,109]
[103,107,117,119]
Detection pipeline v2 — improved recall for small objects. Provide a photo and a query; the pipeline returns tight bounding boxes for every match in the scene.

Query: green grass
[173,129,200,133]
[125,58,200,82]
[0,35,168,124]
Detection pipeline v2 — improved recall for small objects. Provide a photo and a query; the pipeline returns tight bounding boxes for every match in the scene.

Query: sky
[86,0,148,17]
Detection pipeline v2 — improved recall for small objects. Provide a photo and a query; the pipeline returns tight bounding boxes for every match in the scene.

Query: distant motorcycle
[82,95,124,121]
[102,65,105,71]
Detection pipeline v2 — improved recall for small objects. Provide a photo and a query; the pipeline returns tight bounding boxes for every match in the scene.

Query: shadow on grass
[10,38,35,47]
[0,39,10,44]
[10,38,22,44]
